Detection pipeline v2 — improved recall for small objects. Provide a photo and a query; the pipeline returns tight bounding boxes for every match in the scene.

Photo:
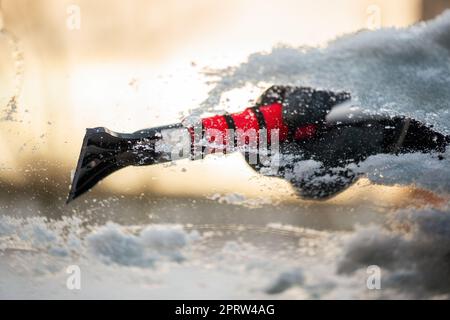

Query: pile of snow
[86,223,200,268]
[0,216,82,255]
[208,193,274,207]
[0,216,200,269]
[265,268,304,294]
[351,150,450,194]
[338,208,450,296]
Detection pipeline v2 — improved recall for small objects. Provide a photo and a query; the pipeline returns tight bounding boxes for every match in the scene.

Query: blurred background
[0,0,449,209]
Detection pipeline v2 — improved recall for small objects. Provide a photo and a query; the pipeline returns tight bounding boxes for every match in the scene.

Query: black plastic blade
[67,128,126,203]
[67,123,183,203]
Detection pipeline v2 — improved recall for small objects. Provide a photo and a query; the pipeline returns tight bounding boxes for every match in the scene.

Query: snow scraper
[67,86,448,203]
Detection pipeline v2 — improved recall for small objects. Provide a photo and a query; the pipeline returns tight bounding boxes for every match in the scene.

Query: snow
[338,208,450,296]
[86,223,199,267]
[352,150,450,194]
[207,193,274,207]
[265,268,304,294]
